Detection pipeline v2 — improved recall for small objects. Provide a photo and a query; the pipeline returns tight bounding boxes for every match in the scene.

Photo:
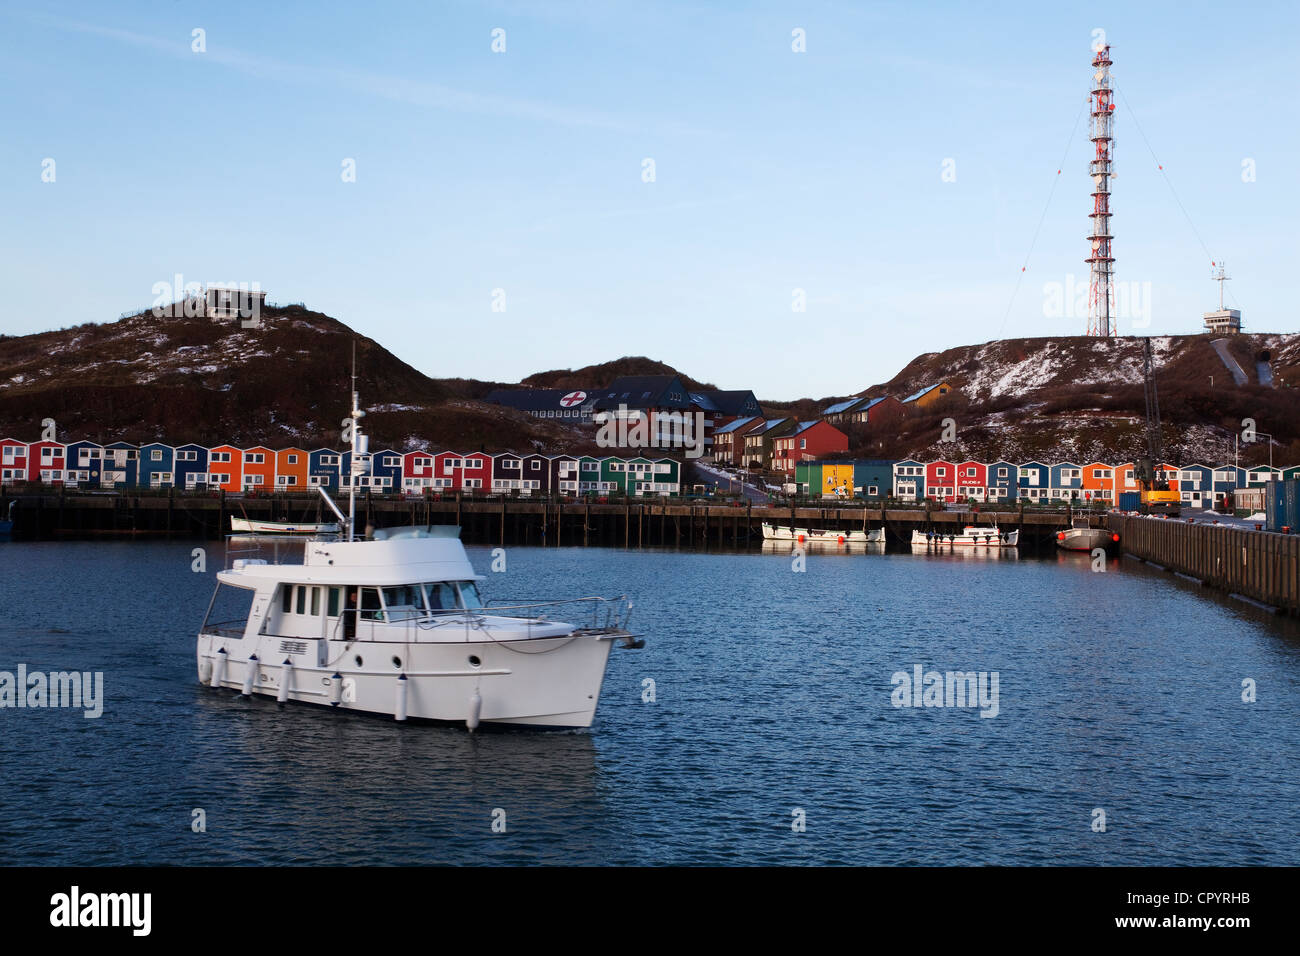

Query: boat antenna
[347,341,368,543]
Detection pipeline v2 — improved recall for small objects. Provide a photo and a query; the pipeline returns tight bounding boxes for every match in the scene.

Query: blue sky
[2,1,1296,400]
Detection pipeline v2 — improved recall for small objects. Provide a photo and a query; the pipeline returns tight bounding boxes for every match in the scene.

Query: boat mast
[347,343,368,543]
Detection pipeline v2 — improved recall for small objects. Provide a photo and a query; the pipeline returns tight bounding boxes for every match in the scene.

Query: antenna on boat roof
[346,339,368,543]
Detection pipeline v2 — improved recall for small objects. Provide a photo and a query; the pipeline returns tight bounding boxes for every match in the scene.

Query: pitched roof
[902,383,949,403]
[754,418,791,435]
[822,398,863,415]
[484,388,589,411]
[693,389,759,416]
[589,375,690,410]
[714,415,759,435]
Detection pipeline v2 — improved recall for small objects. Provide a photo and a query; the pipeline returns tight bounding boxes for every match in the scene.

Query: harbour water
[1,540,1298,865]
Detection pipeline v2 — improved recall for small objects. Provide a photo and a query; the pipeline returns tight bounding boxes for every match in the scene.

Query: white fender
[241,653,259,697]
[395,673,408,721]
[277,658,292,704]
[329,672,343,707]
[467,691,482,731]
[211,648,227,688]
[198,658,213,684]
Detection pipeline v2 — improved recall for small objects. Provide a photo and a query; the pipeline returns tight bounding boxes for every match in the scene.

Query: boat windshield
[374,581,487,618]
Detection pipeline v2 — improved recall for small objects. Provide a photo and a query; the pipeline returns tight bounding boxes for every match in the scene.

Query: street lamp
[1253,431,1275,470]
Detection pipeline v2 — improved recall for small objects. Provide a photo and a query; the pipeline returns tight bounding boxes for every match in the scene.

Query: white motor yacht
[196,377,642,729]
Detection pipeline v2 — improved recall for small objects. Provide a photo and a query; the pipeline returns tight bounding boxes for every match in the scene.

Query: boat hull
[230,517,340,534]
[196,630,616,729]
[1056,528,1111,551]
[911,528,1018,547]
[761,523,883,543]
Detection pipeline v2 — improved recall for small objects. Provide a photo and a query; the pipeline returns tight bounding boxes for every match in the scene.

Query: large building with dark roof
[483,388,593,422]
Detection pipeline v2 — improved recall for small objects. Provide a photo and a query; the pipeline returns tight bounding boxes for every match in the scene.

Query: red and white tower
[1086,44,1116,336]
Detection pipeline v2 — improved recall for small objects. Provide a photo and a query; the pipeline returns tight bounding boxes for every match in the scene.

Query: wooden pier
[1109,514,1300,616]
[1,489,1093,547]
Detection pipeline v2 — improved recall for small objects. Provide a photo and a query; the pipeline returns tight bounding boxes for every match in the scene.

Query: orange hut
[1080,462,1117,503]
[207,445,243,493]
[241,446,276,492]
[275,447,309,490]
[1160,462,1180,494]
[1114,462,1138,496]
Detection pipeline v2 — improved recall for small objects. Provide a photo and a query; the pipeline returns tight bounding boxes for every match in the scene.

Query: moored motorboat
[911,525,1018,547]
[1056,516,1115,551]
[762,522,883,544]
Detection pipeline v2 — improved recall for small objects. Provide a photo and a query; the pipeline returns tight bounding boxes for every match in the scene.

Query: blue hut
[892,459,926,500]
[1177,464,1214,508]
[138,442,175,488]
[1017,461,1051,501]
[985,460,1017,501]
[851,460,895,500]
[368,449,403,493]
[65,440,105,489]
[102,441,139,489]
[171,443,210,491]
[1211,465,1245,508]
[309,449,342,491]
[1049,462,1083,500]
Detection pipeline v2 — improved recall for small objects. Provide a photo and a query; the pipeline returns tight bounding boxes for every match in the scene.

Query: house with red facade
[27,440,66,485]
[954,460,988,501]
[771,421,849,475]
[925,460,956,502]
[402,450,436,493]
[1,439,28,485]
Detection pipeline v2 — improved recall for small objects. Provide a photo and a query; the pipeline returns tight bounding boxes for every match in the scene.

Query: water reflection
[184,689,610,864]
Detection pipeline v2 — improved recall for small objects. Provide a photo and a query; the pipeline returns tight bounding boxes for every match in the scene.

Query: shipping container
[1266,479,1300,532]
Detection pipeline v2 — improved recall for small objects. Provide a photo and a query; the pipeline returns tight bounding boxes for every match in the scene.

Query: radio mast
[1086,44,1116,336]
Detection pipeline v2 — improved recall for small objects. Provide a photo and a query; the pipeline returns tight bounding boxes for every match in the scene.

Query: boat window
[296,587,306,615]
[281,586,292,613]
[310,587,321,616]
[359,587,384,621]
[423,582,458,613]
[327,587,340,617]
[382,585,422,610]
[457,581,483,609]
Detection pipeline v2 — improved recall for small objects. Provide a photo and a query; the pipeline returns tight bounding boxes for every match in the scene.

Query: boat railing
[483,595,632,631]
[322,595,633,645]
[223,533,335,570]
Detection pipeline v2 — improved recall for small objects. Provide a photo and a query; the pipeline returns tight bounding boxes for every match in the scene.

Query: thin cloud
[26,14,707,135]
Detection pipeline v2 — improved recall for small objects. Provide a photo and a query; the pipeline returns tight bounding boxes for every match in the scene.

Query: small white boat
[1056,516,1113,551]
[230,517,340,535]
[911,525,1018,547]
[762,522,884,544]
